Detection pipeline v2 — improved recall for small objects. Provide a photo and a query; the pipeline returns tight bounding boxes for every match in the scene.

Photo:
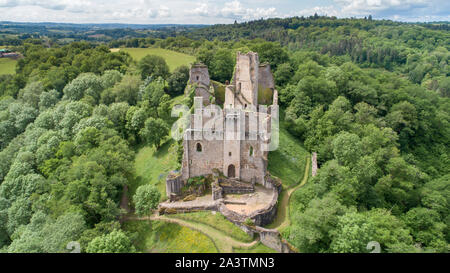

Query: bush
[244,218,255,227]
[134,184,161,216]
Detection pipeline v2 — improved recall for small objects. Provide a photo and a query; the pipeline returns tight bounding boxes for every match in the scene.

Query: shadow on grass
[154,138,173,159]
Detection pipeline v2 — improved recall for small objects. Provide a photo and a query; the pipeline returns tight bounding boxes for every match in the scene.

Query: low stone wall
[262,173,282,190]
[218,203,247,223]
[236,224,296,253]
[211,181,223,200]
[159,200,220,215]
[166,171,184,198]
[218,178,255,195]
[217,182,281,227]
[248,187,279,226]
[162,169,292,252]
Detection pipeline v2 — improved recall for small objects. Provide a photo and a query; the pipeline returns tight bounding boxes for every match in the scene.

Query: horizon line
[1,17,449,26]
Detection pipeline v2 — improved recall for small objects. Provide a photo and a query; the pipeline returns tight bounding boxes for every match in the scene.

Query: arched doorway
[196,143,202,152]
[227,164,236,178]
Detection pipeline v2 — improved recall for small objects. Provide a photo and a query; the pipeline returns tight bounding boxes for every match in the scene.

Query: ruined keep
[161,54,289,252]
[172,51,279,195]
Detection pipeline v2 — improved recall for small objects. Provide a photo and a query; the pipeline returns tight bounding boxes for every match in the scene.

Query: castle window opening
[249,146,254,157]
[196,143,202,152]
[196,76,199,81]
[229,152,232,157]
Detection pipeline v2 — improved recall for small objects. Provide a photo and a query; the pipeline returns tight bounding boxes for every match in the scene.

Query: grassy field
[169,211,253,243]
[115,48,196,72]
[123,220,218,253]
[267,113,309,188]
[0,58,17,75]
[130,139,179,202]
[129,95,184,202]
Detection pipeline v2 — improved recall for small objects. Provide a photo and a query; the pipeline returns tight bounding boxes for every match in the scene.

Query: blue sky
[0,0,449,24]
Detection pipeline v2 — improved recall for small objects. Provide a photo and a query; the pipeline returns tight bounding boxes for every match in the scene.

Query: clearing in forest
[112,48,196,71]
[0,58,16,75]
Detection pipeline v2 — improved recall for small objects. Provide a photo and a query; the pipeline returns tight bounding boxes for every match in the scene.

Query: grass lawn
[233,242,277,253]
[267,113,309,188]
[130,138,179,203]
[289,170,313,221]
[123,220,218,253]
[128,95,185,205]
[115,48,196,72]
[170,211,253,243]
[0,58,17,75]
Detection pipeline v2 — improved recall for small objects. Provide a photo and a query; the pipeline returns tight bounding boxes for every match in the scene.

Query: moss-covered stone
[258,87,273,105]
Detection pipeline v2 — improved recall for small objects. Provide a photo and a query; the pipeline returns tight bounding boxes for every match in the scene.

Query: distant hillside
[0,21,208,45]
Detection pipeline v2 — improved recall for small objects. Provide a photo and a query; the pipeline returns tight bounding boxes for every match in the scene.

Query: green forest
[0,16,448,253]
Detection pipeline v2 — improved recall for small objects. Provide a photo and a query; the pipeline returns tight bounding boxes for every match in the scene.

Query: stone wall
[218,178,254,194]
[217,175,281,227]
[162,168,292,253]
[232,223,295,253]
[190,64,210,86]
[218,203,247,223]
[239,139,266,185]
[159,200,220,215]
[211,180,223,200]
[184,138,224,179]
[312,152,318,177]
[258,64,275,91]
[248,178,281,226]
[165,171,184,198]
[253,226,296,253]
[233,52,259,107]
[257,64,275,105]
[189,63,211,105]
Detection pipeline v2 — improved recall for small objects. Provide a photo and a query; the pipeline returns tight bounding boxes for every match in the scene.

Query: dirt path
[120,185,131,213]
[126,214,259,253]
[267,156,310,230]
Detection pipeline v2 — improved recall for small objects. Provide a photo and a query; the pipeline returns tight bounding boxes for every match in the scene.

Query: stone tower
[224,52,260,109]
[189,63,211,105]
[179,51,277,188]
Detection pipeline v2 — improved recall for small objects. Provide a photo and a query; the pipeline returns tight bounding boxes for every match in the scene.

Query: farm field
[0,58,16,75]
[112,47,196,71]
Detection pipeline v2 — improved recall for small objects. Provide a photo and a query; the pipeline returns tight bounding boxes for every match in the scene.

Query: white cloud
[0,0,448,24]
[158,5,170,18]
[191,3,210,16]
[292,0,437,20]
[189,0,278,21]
[295,6,340,17]
[147,8,158,18]
[337,0,429,15]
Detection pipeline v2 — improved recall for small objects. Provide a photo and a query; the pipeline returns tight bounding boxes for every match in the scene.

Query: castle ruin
[161,52,294,252]
[179,51,279,188]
